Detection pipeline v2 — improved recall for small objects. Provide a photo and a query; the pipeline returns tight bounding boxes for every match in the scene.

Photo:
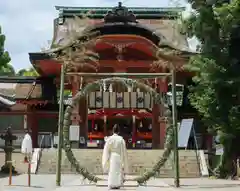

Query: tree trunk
[215,135,240,178]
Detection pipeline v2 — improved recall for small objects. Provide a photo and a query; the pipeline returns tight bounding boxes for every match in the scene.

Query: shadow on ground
[0,172,21,178]
[5,185,44,188]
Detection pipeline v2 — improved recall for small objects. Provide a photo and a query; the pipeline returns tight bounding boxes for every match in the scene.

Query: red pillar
[27,108,38,148]
[31,113,38,148]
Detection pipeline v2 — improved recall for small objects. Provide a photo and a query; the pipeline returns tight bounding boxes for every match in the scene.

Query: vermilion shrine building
[0,3,211,150]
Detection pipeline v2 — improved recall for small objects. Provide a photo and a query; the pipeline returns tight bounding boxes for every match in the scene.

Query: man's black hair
[113,124,120,134]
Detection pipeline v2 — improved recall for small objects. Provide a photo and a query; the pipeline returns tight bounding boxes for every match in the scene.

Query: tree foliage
[17,67,39,76]
[0,26,15,76]
[183,0,240,177]
[0,64,15,76]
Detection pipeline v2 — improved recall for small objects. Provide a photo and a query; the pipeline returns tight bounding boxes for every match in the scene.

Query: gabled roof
[0,77,45,100]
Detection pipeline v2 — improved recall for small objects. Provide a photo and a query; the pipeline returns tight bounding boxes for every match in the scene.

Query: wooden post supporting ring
[27,158,31,187]
[7,160,15,186]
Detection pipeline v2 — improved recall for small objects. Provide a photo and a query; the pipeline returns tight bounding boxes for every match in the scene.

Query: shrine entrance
[87,109,153,149]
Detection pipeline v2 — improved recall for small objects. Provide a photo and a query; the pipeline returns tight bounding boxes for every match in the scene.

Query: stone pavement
[162,178,240,191]
[0,174,240,191]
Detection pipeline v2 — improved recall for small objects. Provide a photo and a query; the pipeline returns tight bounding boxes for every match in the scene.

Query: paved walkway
[0,174,240,191]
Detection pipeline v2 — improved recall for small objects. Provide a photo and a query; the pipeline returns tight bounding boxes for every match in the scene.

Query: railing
[198,150,209,177]
[193,133,209,176]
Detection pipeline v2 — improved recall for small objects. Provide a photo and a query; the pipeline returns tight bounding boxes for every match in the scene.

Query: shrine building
[0,3,211,150]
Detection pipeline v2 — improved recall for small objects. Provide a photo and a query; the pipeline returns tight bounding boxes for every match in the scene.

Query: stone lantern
[0,126,17,173]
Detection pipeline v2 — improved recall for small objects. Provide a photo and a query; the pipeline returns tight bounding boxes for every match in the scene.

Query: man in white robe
[102,124,128,189]
[21,131,33,157]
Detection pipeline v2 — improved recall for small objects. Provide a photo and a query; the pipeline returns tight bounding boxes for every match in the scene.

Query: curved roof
[0,95,15,107]
[51,18,191,53]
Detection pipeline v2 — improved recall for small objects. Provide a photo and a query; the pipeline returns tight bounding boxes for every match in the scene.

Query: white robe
[102,134,128,188]
[21,133,33,155]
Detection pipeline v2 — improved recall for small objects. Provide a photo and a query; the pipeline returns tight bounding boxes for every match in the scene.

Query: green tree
[0,26,15,76]
[0,64,15,76]
[16,69,27,76]
[183,0,240,178]
[17,67,39,76]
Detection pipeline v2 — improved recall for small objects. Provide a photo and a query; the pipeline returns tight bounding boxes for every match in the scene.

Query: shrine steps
[37,149,204,178]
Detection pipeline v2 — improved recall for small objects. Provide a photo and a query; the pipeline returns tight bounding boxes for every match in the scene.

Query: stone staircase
[37,149,201,178]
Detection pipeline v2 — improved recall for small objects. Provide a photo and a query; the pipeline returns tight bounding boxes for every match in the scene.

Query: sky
[0,0,197,72]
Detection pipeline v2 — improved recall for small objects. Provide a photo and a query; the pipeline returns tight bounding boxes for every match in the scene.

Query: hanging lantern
[139,121,143,128]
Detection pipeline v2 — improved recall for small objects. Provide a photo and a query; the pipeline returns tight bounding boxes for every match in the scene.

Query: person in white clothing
[21,130,33,162]
[102,124,128,189]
